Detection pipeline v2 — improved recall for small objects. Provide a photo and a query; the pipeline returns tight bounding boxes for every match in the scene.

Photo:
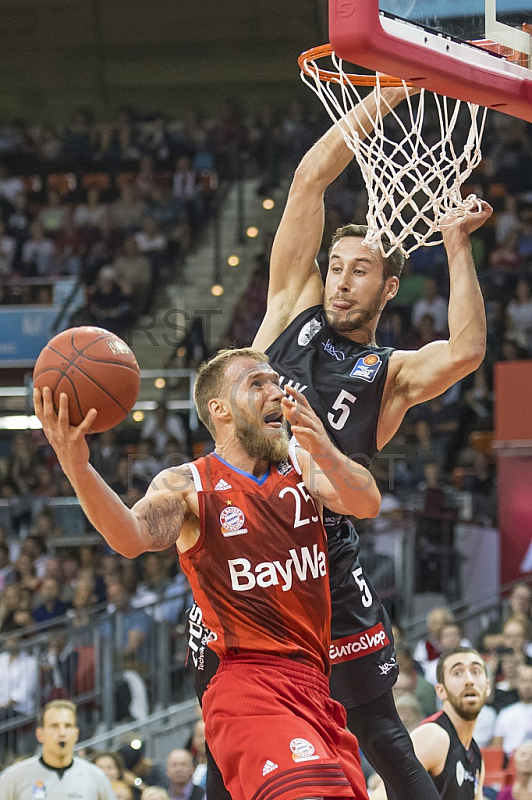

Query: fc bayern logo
[220,506,245,532]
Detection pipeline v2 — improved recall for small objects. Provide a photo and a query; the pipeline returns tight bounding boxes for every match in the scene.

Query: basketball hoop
[298,44,488,257]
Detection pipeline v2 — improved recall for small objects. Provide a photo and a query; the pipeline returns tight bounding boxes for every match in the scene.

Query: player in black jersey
[371,648,486,800]
[190,85,492,800]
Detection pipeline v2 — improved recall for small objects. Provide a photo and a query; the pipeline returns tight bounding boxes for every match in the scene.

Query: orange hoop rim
[298,43,411,87]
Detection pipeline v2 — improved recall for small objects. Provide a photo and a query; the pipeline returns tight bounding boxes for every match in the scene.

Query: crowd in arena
[0,98,531,795]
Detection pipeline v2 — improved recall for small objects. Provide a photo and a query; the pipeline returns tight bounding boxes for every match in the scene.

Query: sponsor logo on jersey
[278,375,308,394]
[187,604,217,671]
[349,354,382,382]
[290,738,320,762]
[379,658,398,676]
[455,761,475,786]
[321,338,346,361]
[276,458,293,476]
[298,318,322,346]
[262,760,279,776]
[214,479,232,490]
[220,506,248,537]
[329,623,390,664]
[228,543,327,592]
[32,782,47,800]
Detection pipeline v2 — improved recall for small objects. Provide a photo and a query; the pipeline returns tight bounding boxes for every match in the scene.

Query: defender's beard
[235,423,290,463]
[446,691,484,722]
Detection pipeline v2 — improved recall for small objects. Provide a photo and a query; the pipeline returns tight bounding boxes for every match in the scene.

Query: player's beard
[324,283,385,335]
[236,422,290,463]
[445,689,485,722]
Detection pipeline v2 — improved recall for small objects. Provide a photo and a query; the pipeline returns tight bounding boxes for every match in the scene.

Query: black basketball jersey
[266,305,394,465]
[424,711,483,800]
[266,304,394,538]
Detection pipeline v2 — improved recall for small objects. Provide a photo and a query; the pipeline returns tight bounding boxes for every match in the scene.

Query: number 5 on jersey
[353,566,373,608]
[328,390,357,431]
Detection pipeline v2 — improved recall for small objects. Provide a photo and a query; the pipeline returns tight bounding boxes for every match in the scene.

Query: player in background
[33,348,381,800]
[370,648,487,800]
[248,83,492,800]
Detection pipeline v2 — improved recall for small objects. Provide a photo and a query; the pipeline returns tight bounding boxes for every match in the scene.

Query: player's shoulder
[147,462,194,495]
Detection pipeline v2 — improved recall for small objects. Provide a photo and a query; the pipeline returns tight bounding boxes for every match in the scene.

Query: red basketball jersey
[180,446,331,673]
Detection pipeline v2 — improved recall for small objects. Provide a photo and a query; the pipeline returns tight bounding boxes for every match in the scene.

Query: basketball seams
[68,362,130,413]
[34,327,141,432]
[58,373,84,420]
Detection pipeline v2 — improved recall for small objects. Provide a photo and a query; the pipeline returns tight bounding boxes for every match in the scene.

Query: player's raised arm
[380,202,492,432]
[282,386,381,519]
[253,86,413,352]
[34,387,194,558]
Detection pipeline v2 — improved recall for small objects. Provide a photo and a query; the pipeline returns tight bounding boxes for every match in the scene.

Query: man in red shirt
[34,347,381,800]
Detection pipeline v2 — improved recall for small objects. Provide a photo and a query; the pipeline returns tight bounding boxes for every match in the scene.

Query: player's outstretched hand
[33,387,97,478]
[441,199,493,239]
[281,386,333,457]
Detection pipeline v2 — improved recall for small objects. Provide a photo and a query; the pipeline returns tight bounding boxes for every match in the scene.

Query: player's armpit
[410,723,449,776]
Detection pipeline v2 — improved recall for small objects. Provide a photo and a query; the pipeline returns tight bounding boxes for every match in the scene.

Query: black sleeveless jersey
[266,304,394,538]
[425,712,483,800]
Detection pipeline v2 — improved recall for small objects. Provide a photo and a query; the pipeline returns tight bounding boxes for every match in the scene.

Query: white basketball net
[301,51,488,256]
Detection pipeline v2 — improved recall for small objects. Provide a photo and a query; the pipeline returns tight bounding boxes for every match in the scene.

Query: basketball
[33,326,141,433]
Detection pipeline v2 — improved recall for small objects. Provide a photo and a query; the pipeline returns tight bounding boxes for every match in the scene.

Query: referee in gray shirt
[0,699,114,800]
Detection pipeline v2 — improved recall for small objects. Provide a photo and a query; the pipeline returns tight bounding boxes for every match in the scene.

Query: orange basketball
[33,327,141,433]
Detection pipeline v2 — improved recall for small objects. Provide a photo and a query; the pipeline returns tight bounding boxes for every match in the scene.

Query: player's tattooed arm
[131,465,198,553]
[138,494,186,550]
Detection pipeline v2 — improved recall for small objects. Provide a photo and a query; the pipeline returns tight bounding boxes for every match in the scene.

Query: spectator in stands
[414,607,454,677]
[493,664,532,756]
[74,186,107,230]
[411,277,448,336]
[136,155,158,199]
[113,781,135,800]
[0,629,39,746]
[32,577,69,624]
[462,450,496,525]
[165,749,205,800]
[141,403,188,458]
[42,557,75,604]
[22,534,51,578]
[40,626,78,703]
[112,236,152,314]
[393,694,424,734]
[0,219,16,277]
[395,642,438,717]
[0,163,24,205]
[39,188,67,235]
[134,216,167,257]
[0,543,15,591]
[407,419,445,486]
[90,429,122,485]
[0,584,24,633]
[92,751,133,793]
[506,278,532,353]
[6,190,32,256]
[110,454,133,499]
[88,265,135,336]
[132,553,191,625]
[6,430,41,495]
[111,182,148,231]
[142,114,172,162]
[189,719,207,788]
[503,615,532,662]
[142,789,170,800]
[30,507,61,540]
[62,109,93,163]
[118,741,167,789]
[21,220,54,276]
[101,581,153,676]
[15,553,40,593]
[497,740,532,800]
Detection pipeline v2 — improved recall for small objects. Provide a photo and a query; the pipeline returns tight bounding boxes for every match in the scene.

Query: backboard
[329,0,532,121]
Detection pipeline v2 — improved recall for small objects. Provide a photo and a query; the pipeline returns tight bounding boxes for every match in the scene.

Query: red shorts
[202,653,369,800]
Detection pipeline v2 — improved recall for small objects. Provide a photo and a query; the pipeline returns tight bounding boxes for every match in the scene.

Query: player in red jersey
[34,347,381,800]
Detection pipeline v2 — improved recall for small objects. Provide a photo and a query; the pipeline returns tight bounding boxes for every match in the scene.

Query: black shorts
[188,520,397,710]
